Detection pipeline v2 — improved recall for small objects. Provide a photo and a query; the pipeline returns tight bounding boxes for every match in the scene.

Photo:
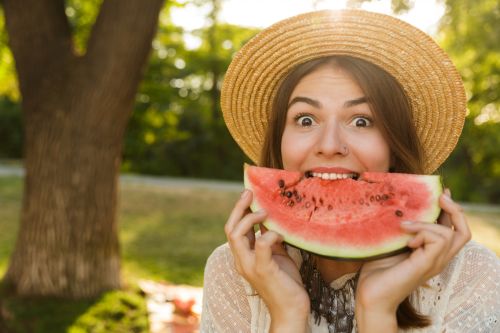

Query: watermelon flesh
[244,164,442,259]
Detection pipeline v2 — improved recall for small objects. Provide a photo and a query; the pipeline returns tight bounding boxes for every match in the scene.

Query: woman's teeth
[311,172,357,180]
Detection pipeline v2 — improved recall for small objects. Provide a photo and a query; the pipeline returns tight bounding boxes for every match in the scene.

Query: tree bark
[2,0,164,298]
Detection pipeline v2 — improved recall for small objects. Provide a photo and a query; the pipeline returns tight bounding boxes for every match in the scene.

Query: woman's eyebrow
[344,96,368,108]
[288,96,321,109]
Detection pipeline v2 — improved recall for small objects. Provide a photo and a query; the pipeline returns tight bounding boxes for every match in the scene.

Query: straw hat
[220,9,466,174]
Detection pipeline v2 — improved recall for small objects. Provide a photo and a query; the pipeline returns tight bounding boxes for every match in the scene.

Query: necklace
[300,250,359,333]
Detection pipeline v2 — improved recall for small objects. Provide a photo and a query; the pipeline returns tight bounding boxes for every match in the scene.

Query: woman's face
[281,64,391,178]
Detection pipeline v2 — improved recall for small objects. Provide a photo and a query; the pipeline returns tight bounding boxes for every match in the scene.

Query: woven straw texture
[221,9,466,174]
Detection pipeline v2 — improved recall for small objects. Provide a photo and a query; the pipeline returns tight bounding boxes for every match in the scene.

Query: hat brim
[221,9,466,174]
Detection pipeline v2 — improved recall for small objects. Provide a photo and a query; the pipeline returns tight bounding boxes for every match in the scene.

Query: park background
[0,0,498,332]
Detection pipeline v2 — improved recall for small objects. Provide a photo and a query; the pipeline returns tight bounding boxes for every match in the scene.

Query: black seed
[319,198,324,206]
[327,205,333,210]
[376,194,381,201]
[285,191,293,198]
[278,179,285,188]
[382,194,389,201]
[305,171,313,178]
[395,210,403,217]
[312,196,316,203]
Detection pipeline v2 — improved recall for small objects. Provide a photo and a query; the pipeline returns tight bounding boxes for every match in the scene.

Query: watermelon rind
[243,164,443,260]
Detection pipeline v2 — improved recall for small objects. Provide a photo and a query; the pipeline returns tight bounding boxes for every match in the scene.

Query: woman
[201,10,500,333]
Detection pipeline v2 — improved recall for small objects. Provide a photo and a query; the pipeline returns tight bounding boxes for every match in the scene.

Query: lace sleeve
[200,243,252,333]
[443,242,500,332]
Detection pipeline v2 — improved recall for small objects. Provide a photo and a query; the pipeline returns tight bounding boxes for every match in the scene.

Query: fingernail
[400,220,414,226]
[442,194,453,202]
[240,189,249,199]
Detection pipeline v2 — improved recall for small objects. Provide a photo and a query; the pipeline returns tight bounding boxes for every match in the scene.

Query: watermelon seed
[375,194,381,201]
[370,195,375,202]
[305,202,311,208]
[288,201,295,207]
[296,196,302,203]
[327,205,333,210]
[278,179,285,188]
[285,191,293,198]
[395,210,403,217]
[382,194,389,200]
[319,198,324,206]
[305,171,313,178]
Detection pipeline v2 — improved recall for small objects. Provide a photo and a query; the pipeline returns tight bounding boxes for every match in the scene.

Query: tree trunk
[2,0,164,298]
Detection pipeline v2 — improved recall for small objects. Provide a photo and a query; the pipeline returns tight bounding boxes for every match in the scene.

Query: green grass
[118,182,237,286]
[0,176,238,333]
[0,174,499,332]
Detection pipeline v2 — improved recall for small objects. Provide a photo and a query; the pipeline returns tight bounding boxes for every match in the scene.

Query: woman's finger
[229,210,267,252]
[254,231,283,272]
[401,221,454,242]
[406,228,445,250]
[225,189,253,235]
[437,189,453,228]
[439,192,472,254]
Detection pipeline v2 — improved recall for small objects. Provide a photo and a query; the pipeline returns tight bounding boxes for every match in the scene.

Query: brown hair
[260,56,429,329]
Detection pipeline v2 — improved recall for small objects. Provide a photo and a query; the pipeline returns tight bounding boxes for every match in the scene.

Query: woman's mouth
[309,172,359,180]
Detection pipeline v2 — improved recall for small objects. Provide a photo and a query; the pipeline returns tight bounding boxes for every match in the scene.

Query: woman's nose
[315,123,346,157]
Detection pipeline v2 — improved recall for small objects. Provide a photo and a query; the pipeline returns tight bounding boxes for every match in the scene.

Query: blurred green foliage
[0,0,498,200]
[437,0,500,202]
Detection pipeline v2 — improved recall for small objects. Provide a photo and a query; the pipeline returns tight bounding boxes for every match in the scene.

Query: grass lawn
[0,174,498,332]
[0,176,238,333]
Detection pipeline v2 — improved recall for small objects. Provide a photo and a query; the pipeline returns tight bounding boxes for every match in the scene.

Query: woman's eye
[295,115,315,127]
[352,116,372,127]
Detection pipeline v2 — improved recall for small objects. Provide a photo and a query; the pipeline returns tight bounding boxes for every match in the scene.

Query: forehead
[290,64,364,98]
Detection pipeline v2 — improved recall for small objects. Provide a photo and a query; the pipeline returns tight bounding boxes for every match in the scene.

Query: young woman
[201,10,500,333]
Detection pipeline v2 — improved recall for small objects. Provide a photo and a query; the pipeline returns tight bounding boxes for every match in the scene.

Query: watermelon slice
[244,164,442,259]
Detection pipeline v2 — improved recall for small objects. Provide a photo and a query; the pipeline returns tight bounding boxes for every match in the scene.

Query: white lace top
[201,241,500,332]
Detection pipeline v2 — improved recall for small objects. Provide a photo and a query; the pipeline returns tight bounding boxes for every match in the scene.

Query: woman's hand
[224,189,310,332]
[355,189,472,332]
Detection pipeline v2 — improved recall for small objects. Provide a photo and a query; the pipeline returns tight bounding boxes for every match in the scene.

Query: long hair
[260,55,429,329]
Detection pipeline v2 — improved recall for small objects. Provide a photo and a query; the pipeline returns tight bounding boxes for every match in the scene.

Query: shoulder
[437,240,500,288]
[454,240,500,275]
[205,242,234,270]
[204,242,245,287]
